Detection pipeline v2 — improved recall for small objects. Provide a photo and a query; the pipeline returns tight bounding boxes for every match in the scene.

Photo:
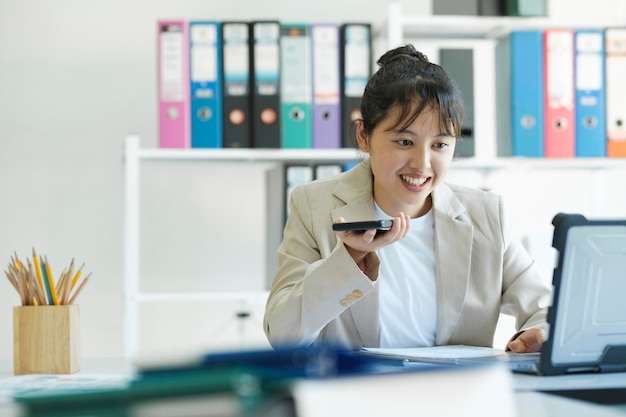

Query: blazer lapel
[330,159,381,347]
[432,184,473,345]
[330,160,378,223]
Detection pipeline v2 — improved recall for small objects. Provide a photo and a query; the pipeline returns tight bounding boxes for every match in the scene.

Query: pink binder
[544,29,575,158]
[158,21,190,148]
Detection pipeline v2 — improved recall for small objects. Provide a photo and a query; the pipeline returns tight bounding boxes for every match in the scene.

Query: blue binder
[510,30,544,157]
[189,21,223,148]
[575,29,606,157]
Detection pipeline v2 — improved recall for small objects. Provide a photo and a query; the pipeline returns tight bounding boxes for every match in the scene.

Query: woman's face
[357,105,456,219]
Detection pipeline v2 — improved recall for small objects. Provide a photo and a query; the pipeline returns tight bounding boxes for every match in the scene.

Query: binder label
[160,24,185,102]
[190,24,218,85]
[344,26,370,98]
[223,23,249,96]
[546,31,574,111]
[254,24,280,96]
[313,26,340,105]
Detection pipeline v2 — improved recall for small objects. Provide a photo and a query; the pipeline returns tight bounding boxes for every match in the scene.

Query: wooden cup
[13,305,80,374]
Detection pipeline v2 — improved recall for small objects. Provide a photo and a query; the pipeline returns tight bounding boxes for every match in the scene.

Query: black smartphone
[332,219,393,234]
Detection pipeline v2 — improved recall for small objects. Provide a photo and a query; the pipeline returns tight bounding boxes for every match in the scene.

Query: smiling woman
[263,43,551,355]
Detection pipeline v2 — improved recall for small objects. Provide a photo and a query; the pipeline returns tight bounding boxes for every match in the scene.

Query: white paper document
[360,345,507,363]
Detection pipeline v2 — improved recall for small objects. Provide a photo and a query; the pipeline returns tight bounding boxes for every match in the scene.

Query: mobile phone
[332,219,393,233]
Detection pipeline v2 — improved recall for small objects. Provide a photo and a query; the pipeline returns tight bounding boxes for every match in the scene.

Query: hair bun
[377,44,430,67]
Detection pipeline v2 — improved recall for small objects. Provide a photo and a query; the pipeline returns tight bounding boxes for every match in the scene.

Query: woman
[264,44,550,353]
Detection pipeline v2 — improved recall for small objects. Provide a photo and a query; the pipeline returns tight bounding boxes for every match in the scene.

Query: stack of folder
[157,20,373,151]
[507,28,624,158]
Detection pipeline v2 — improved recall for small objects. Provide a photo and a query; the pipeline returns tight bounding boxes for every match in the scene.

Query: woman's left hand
[507,327,544,353]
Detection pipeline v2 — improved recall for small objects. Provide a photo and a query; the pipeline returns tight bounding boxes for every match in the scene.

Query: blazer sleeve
[499,196,551,332]
[263,185,377,348]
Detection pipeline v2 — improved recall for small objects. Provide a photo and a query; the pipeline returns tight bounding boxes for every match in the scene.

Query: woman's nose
[409,147,431,169]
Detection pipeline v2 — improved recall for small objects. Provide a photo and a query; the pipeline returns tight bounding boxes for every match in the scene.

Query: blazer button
[340,298,349,307]
[352,289,363,298]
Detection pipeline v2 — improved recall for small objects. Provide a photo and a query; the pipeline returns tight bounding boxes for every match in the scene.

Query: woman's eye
[433,142,448,149]
[397,139,412,146]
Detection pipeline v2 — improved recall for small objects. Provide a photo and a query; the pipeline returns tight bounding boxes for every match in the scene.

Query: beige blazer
[264,159,550,349]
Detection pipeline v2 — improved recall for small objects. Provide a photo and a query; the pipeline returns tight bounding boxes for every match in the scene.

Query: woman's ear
[355,120,370,153]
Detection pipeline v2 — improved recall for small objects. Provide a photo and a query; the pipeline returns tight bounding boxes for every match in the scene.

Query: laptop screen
[543,213,626,374]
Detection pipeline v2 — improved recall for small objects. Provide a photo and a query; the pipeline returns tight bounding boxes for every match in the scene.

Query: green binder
[279,23,313,148]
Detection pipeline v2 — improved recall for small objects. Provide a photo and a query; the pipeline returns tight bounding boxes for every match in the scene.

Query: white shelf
[387,2,626,44]
[134,146,366,162]
[452,157,626,171]
[126,136,625,170]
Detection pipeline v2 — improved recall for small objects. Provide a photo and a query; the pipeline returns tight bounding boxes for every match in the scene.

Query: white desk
[515,392,626,417]
[514,371,626,392]
[514,372,626,415]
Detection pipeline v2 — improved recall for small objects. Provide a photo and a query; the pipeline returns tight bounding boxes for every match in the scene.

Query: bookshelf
[123,9,626,357]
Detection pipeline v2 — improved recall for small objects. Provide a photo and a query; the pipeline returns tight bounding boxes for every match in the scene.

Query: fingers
[507,328,544,353]
[387,212,410,240]
[398,212,411,238]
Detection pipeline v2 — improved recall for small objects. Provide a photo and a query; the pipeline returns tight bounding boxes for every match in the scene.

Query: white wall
[0,0,625,360]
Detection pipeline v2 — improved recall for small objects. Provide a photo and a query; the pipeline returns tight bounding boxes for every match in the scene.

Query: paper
[360,345,506,363]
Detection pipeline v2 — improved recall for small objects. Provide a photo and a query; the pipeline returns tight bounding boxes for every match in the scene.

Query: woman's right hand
[334,213,410,279]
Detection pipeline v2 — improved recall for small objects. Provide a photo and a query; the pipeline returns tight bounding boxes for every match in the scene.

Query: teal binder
[280,23,313,148]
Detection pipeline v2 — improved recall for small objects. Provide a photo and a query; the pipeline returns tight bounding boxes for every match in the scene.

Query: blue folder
[575,29,607,157]
[511,30,544,157]
[189,21,223,148]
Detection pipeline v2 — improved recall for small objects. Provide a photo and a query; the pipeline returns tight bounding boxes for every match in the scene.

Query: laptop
[503,212,626,375]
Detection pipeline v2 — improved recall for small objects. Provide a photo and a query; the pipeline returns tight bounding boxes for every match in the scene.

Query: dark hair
[359,44,463,138]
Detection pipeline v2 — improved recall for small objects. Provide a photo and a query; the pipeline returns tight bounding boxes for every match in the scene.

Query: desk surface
[516,391,626,417]
[0,358,624,417]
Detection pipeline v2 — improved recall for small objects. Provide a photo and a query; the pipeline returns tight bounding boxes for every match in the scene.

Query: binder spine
[189,21,223,148]
[280,23,313,148]
[251,21,282,148]
[605,28,626,157]
[312,24,341,149]
[544,30,575,158]
[510,30,544,157]
[158,21,190,148]
[340,24,372,148]
[574,29,606,157]
[222,22,252,148]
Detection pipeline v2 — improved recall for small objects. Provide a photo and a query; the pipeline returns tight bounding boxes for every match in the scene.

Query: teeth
[401,175,428,186]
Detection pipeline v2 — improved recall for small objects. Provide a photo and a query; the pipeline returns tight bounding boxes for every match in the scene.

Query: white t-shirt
[375,204,437,348]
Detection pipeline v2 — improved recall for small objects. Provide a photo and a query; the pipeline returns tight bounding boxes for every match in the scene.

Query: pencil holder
[13,305,80,374]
